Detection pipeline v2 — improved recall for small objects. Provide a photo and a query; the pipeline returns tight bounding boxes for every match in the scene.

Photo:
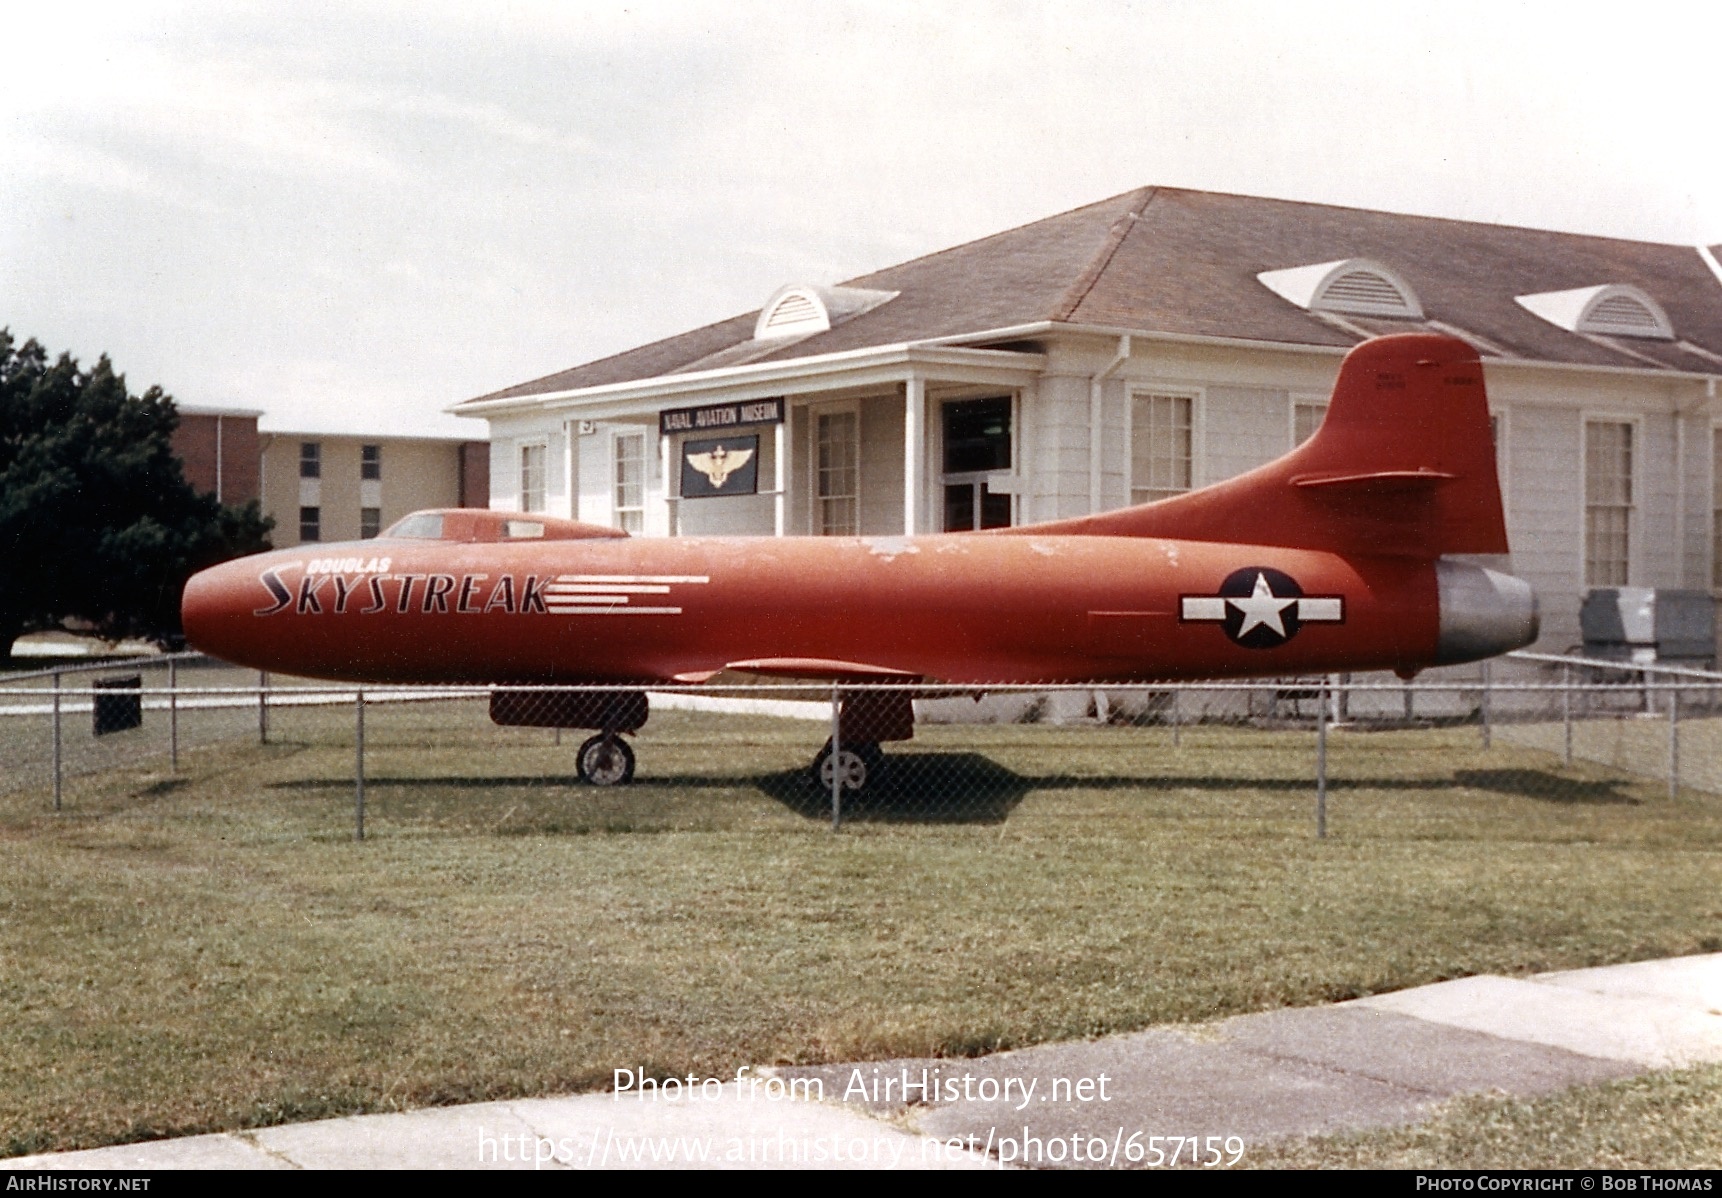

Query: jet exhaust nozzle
[1434,559,1539,666]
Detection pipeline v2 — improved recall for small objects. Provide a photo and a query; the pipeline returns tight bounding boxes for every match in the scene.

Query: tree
[0,329,273,658]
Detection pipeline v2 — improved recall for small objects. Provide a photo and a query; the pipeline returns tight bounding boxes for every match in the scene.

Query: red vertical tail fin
[1012,333,1508,558]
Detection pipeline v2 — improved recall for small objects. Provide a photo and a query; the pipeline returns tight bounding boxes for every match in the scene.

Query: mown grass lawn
[1249,1062,1722,1169]
[1,704,1718,1161]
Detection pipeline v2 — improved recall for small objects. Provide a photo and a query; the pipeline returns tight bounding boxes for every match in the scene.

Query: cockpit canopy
[381,509,629,543]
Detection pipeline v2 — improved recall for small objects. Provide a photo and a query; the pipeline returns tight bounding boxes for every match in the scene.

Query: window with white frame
[1293,399,1327,447]
[519,442,547,513]
[1585,420,1633,587]
[814,409,859,535]
[613,431,646,533]
[940,397,1013,531]
[1131,393,1194,504]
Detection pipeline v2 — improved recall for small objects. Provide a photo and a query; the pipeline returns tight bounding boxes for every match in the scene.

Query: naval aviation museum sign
[659,398,784,436]
[663,399,782,499]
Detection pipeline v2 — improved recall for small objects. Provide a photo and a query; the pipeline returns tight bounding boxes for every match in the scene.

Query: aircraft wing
[721,657,923,682]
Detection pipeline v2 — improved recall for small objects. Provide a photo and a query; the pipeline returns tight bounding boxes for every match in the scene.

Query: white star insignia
[1229,571,1297,639]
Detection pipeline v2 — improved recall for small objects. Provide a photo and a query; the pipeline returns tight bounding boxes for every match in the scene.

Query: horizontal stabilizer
[1291,468,1455,490]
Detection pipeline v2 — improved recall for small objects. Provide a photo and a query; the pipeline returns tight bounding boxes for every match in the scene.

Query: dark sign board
[93,675,143,736]
[680,434,761,498]
[659,397,783,436]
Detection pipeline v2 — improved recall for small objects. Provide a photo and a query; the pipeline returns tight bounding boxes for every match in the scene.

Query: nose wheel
[811,740,882,794]
[576,734,636,786]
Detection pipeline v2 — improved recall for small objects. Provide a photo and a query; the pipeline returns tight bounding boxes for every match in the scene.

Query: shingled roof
[462,187,1722,405]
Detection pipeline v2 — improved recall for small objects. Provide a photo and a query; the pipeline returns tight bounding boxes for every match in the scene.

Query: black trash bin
[93,675,143,735]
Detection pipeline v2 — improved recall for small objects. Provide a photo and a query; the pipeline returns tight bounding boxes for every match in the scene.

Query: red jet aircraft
[182,333,1538,790]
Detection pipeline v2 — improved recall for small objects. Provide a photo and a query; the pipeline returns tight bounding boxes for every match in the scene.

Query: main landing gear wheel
[811,741,881,794]
[576,735,635,786]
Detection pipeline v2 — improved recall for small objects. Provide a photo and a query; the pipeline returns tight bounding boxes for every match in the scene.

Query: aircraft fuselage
[181,530,1510,686]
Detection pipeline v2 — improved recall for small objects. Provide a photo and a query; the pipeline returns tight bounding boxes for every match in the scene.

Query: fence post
[1562,662,1573,766]
[52,670,63,811]
[355,689,366,842]
[1170,688,1181,748]
[259,670,269,745]
[829,684,842,832]
[1480,659,1492,750]
[168,657,179,772]
[1316,676,1328,839]
[1668,683,1679,800]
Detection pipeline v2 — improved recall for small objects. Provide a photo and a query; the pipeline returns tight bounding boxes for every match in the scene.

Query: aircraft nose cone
[180,557,265,667]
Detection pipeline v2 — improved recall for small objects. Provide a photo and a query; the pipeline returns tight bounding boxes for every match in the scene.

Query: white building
[452,187,1722,656]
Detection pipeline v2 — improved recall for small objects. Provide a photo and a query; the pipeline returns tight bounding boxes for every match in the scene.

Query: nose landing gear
[576,733,636,786]
[488,688,647,786]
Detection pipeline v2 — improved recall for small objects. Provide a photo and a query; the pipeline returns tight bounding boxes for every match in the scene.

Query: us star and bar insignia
[1180,566,1344,649]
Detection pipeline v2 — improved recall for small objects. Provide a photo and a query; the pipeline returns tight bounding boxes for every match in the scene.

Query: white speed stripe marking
[545,584,672,594]
[545,574,709,616]
[545,606,686,615]
[560,575,710,584]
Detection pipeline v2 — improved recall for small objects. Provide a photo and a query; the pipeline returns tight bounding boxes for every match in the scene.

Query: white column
[904,374,924,535]
[1089,379,1103,513]
[562,421,578,520]
[774,419,787,537]
[660,432,675,536]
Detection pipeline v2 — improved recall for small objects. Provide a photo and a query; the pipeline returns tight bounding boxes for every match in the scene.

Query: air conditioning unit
[1580,588,1715,667]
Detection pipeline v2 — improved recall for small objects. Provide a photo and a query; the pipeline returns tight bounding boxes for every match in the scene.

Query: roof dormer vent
[1514,284,1672,340]
[753,284,899,341]
[1257,258,1423,319]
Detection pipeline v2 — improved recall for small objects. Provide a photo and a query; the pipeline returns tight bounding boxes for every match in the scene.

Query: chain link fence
[3,650,1718,837]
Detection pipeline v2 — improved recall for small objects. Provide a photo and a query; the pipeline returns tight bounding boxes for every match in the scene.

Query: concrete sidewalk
[7,953,1720,1170]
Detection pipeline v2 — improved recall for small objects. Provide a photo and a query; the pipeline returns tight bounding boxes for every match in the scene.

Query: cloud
[4,0,1719,438]
[7,136,160,197]
[370,92,593,155]
[3,5,599,189]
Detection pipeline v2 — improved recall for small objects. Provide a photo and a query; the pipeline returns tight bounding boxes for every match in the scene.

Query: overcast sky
[4,1,1719,437]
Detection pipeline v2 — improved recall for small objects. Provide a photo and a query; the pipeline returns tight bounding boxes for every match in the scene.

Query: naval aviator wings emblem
[686,444,754,488]
[680,434,761,498]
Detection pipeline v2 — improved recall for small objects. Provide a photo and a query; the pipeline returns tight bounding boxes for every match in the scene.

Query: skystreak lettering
[395,575,422,614]
[519,575,548,614]
[295,575,325,615]
[361,575,391,615]
[254,565,711,620]
[331,575,357,614]
[456,574,489,613]
[422,574,456,614]
[483,575,517,613]
[254,569,292,616]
